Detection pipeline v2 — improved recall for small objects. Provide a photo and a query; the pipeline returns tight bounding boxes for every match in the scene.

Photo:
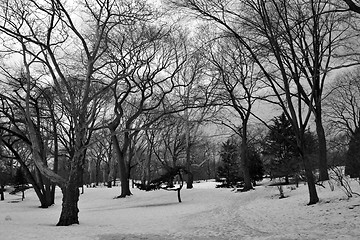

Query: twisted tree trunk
[57,183,80,226]
[57,158,83,226]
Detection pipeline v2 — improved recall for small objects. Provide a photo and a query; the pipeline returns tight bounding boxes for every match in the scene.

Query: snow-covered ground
[1,179,359,240]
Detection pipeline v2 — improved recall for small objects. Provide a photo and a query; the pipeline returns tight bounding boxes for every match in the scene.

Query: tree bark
[240,138,253,191]
[50,106,59,205]
[25,168,49,208]
[302,154,319,205]
[111,134,132,198]
[186,169,193,189]
[2,141,50,208]
[0,185,4,201]
[44,177,52,206]
[95,161,100,186]
[185,109,193,189]
[56,158,83,226]
[315,113,329,181]
[145,137,153,184]
[240,124,253,191]
[177,189,182,203]
[56,116,86,226]
[57,182,80,226]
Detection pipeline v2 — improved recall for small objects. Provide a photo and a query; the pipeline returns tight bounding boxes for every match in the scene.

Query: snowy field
[1,179,360,240]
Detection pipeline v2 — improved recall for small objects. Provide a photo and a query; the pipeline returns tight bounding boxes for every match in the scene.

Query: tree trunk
[51,109,59,205]
[3,142,50,207]
[50,183,56,205]
[26,172,49,208]
[0,185,4,201]
[141,162,147,185]
[185,129,193,189]
[315,113,329,181]
[143,134,153,185]
[44,177,52,206]
[240,149,253,191]
[240,129,253,191]
[177,189,182,203]
[111,134,131,198]
[56,147,84,226]
[22,164,49,207]
[113,168,117,186]
[168,176,175,188]
[184,106,194,189]
[285,176,289,185]
[186,171,193,189]
[95,160,102,186]
[302,154,319,205]
[142,148,152,185]
[106,163,112,188]
[57,182,80,226]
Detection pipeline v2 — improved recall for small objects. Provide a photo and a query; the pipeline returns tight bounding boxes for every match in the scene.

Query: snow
[1,180,359,240]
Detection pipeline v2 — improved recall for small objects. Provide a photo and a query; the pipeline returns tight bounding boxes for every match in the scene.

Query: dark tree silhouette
[217,139,243,188]
[346,127,360,178]
[264,113,318,183]
[248,146,264,186]
[217,138,264,188]
[0,165,11,201]
[11,167,30,201]
[264,113,300,184]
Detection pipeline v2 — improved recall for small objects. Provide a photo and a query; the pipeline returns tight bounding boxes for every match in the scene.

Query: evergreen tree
[264,113,318,183]
[217,139,243,187]
[217,137,265,187]
[346,127,360,178]
[264,113,301,183]
[248,146,264,186]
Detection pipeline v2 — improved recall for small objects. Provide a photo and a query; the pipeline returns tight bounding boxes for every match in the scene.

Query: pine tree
[217,138,265,187]
[248,146,264,186]
[264,113,301,183]
[217,139,243,187]
[345,127,360,178]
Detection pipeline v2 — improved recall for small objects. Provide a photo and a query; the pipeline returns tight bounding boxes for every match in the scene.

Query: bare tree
[87,128,113,187]
[325,68,360,137]
[202,35,265,191]
[168,0,332,204]
[153,115,187,177]
[170,0,360,204]
[172,43,215,188]
[102,21,188,198]
[324,67,360,177]
[141,112,210,188]
[0,0,150,226]
[0,74,59,207]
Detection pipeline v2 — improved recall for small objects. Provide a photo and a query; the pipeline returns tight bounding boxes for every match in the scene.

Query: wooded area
[1,0,360,226]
